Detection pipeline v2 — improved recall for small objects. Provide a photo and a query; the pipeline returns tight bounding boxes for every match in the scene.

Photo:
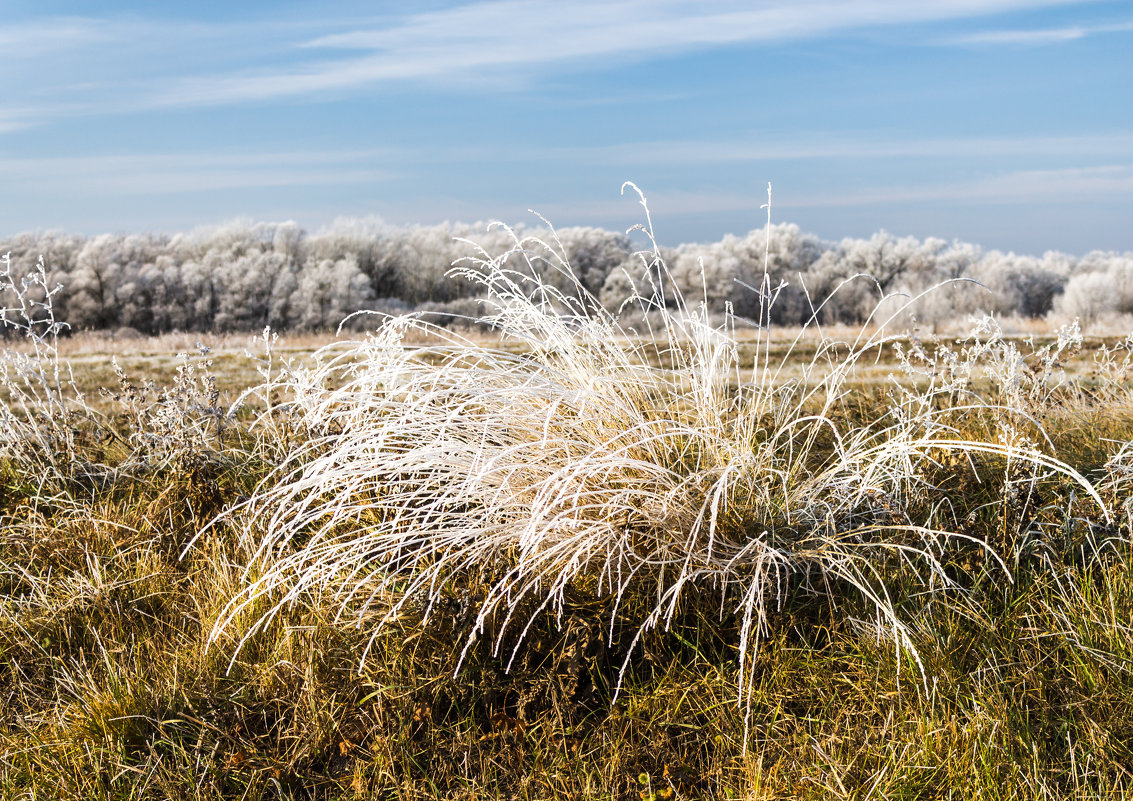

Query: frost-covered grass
[3,234,1133,798]
[204,202,1110,733]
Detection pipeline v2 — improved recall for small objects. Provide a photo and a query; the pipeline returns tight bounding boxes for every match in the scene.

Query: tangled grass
[204,195,1107,741]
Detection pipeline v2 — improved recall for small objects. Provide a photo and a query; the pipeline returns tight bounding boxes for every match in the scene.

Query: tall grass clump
[206,188,1106,733]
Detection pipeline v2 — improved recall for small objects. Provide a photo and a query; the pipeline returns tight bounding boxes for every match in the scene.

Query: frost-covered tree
[290,256,374,331]
[552,226,634,303]
[806,233,925,324]
[309,217,405,299]
[599,245,677,316]
[1054,252,1133,324]
[967,251,1069,318]
[4,217,1125,334]
[69,234,169,330]
[667,223,825,324]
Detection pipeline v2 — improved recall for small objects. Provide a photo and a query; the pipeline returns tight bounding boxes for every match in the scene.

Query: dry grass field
[4,245,1133,800]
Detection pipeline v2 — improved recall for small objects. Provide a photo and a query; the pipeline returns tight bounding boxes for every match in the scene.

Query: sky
[3,0,1133,254]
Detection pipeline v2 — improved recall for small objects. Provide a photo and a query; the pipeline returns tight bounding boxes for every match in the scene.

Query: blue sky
[3,0,1133,252]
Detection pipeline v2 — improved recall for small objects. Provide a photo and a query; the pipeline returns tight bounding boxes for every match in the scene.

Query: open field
[5,251,1133,799]
[17,325,1128,425]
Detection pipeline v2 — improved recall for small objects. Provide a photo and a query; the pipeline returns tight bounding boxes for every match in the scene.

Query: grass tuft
[206,198,1107,743]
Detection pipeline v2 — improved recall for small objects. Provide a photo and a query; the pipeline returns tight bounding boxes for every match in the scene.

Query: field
[4,247,1133,800]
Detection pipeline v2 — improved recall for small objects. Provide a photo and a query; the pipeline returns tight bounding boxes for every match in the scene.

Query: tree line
[2,217,1131,334]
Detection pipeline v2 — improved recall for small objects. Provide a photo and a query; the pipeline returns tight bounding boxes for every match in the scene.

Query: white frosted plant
[0,253,86,482]
[0,252,274,484]
[1091,332,1133,404]
[202,190,1108,737]
[895,316,1083,434]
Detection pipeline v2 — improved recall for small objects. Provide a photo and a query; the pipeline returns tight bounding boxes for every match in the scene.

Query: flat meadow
[3,240,1133,801]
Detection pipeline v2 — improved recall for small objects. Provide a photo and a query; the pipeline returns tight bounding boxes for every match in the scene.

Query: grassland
[4,245,1133,799]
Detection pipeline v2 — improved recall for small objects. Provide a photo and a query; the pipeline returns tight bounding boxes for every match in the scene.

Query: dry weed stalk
[0,253,87,483]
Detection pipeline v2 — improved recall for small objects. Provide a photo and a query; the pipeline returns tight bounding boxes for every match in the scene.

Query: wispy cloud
[943,18,1133,45]
[7,135,1128,207]
[0,102,106,134]
[526,189,766,223]
[0,0,1104,125]
[475,163,1133,225]
[0,150,401,195]
[793,164,1133,206]
[549,132,1133,165]
[0,17,118,57]
[524,164,1133,224]
[156,0,1092,106]
[0,112,35,135]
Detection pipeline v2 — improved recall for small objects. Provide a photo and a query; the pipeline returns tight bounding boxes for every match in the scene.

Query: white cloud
[520,189,759,221]
[1,1,1105,123]
[0,115,34,135]
[523,164,1133,223]
[551,132,1133,164]
[0,18,117,57]
[943,18,1133,45]
[793,164,1133,206]
[7,137,1129,210]
[0,150,400,195]
[157,0,1094,106]
[0,103,100,134]
[527,165,1133,222]
[947,25,1087,43]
